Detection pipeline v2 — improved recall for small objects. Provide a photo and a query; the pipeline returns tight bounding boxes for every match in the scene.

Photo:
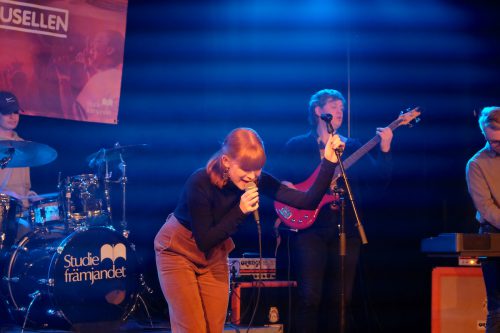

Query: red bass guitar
[274,107,421,230]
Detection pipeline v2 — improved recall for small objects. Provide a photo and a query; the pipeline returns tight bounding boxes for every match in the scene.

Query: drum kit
[0,140,150,329]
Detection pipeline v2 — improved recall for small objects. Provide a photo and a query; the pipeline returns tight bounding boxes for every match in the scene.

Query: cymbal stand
[63,176,73,232]
[118,152,129,238]
[103,160,113,223]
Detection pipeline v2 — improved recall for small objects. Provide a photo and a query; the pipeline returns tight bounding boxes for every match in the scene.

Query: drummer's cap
[0,91,22,115]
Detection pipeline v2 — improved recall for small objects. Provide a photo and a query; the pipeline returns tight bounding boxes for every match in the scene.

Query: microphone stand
[321,114,367,333]
[334,148,367,333]
[334,149,368,245]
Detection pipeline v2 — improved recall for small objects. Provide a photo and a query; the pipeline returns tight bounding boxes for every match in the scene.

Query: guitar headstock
[398,107,421,127]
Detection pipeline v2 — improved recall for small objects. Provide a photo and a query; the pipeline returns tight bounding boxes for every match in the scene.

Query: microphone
[320,113,332,122]
[244,181,260,224]
[320,114,334,134]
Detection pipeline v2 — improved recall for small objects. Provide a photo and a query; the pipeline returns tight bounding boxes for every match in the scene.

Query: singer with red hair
[154,127,344,332]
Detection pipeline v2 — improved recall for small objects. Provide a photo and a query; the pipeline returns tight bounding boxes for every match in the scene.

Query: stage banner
[0,0,128,124]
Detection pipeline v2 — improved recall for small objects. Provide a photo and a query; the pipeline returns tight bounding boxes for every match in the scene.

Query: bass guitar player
[274,89,402,333]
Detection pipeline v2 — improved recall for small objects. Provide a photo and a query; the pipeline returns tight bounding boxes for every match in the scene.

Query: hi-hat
[0,140,57,168]
[86,144,149,167]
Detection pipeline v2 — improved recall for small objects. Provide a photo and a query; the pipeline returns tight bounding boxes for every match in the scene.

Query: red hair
[206,128,266,188]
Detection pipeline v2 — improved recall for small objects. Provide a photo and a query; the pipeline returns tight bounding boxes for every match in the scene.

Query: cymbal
[86,144,149,167]
[0,140,57,168]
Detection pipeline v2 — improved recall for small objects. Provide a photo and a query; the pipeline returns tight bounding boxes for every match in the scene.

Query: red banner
[0,0,128,124]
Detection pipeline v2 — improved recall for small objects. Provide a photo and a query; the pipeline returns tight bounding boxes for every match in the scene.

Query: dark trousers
[480,224,500,333]
[482,259,500,333]
[291,227,361,333]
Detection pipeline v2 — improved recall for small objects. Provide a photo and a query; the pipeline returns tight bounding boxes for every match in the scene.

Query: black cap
[0,91,22,115]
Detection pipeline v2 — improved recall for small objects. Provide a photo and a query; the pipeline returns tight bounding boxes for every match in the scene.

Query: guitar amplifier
[228,258,276,281]
[230,280,297,327]
[432,267,487,333]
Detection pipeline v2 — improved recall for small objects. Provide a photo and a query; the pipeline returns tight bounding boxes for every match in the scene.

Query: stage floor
[0,321,284,333]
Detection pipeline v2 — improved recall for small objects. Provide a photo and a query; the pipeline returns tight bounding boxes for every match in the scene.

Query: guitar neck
[334,118,402,176]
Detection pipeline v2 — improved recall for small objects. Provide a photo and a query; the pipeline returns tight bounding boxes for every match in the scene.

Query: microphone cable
[245,217,263,333]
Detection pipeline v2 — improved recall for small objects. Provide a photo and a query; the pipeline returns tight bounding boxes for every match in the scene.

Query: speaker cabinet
[432,267,487,333]
[231,280,296,328]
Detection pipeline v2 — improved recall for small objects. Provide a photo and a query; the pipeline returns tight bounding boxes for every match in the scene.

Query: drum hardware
[118,152,128,237]
[11,244,28,252]
[86,143,149,238]
[46,309,64,317]
[37,278,50,285]
[122,273,154,328]
[139,273,154,295]
[3,276,19,282]
[21,290,44,333]
[128,294,154,328]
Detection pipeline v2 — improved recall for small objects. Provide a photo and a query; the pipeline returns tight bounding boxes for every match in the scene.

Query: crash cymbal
[0,140,57,168]
[86,144,149,167]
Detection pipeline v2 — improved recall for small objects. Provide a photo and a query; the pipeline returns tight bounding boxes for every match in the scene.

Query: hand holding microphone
[241,181,260,224]
[324,134,345,163]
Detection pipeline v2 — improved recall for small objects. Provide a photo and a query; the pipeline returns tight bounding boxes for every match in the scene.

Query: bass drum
[2,227,139,328]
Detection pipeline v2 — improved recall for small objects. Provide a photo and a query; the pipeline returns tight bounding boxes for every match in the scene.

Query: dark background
[14,0,500,332]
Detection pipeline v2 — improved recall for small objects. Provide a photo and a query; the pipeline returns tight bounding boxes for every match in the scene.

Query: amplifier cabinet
[230,280,297,328]
[432,267,487,333]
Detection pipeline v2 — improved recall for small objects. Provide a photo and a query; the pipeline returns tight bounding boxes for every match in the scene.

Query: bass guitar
[274,107,421,230]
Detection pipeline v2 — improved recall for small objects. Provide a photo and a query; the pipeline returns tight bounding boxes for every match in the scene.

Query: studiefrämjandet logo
[63,243,127,285]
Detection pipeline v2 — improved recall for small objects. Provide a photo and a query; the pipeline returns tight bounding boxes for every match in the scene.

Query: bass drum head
[49,227,139,325]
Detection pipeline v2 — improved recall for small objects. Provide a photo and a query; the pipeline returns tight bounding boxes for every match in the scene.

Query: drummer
[0,91,37,240]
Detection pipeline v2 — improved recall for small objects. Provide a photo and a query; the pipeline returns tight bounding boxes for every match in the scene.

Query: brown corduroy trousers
[154,214,234,333]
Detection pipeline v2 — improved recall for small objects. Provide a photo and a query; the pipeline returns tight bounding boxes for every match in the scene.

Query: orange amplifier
[228,258,276,280]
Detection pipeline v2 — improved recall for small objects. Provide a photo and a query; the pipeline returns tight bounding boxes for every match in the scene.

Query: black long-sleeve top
[174,158,337,252]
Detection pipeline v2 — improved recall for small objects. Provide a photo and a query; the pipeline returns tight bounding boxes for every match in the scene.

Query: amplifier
[228,258,276,280]
[230,280,297,327]
[432,267,487,333]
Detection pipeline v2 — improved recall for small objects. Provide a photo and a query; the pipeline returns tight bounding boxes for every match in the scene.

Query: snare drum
[2,226,139,328]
